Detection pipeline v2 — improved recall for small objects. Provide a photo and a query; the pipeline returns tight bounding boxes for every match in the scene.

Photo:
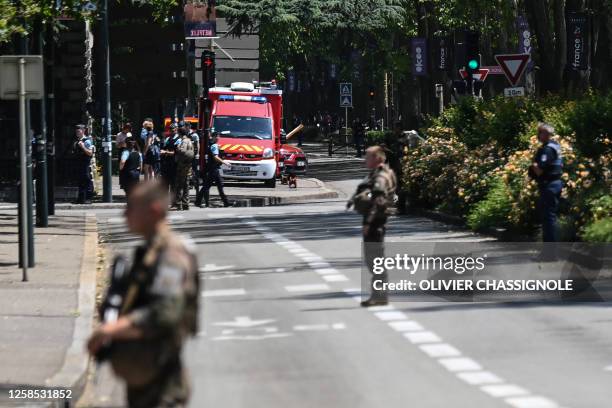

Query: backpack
[176,137,195,164]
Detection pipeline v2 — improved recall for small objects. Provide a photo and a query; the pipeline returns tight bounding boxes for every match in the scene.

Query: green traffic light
[468,59,479,70]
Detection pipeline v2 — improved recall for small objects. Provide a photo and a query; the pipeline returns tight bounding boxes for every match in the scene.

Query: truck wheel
[264,177,276,188]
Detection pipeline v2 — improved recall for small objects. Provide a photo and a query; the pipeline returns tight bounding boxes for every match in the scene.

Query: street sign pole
[101,0,112,202]
[36,29,48,228]
[345,107,349,156]
[18,58,29,281]
[1,55,44,280]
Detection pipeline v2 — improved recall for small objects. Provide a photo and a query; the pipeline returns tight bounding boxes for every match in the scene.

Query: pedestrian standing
[116,123,132,159]
[160,123,179,194]
[74,124,94,204]
[347,146,396,307]
[172,124,195,211]
[142,120,158,181]
[188,122,200,195]
[195,132,232,208]
[119,137,142,198]
[353,118,365,158]
[529,123,564,256]
[88,181,199,408]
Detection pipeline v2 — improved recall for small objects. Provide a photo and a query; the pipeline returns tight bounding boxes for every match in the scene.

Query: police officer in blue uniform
[195,132,231,208]
[529,123,563,245]
[74,124,94,204]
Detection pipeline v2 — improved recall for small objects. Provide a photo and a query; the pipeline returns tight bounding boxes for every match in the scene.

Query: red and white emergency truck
[206,82,283,187]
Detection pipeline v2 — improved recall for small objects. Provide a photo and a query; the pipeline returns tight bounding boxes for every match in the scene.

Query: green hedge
[402,92,612,241]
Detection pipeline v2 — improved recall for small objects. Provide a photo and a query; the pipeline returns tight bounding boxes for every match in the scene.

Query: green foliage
[402,92,612,240]
[582,218,612,243]
[365,130,388,146]
[434,96,541,149]
[564,92,612,159]
[466,177,512,232]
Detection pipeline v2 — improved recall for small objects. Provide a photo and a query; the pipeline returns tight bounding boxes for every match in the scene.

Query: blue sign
[339,83,352,96]
[412,38,428,76]
[340,95,353,108]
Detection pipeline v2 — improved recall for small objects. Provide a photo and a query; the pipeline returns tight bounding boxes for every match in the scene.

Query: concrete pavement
[0,210,98,407]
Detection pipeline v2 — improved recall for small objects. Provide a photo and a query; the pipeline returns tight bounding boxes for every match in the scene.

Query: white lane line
[388,320,424,332]
[315,268,338,275]
[322,274,349,282]
[373,311,407,321]
[456,371,504,385]
[285,283,330,292]
[403,331,442,344]
[301,255,325,262]
[288,248,311,254]
[202,288,246,297]
[480,384,529,398]
[505,396,559,408]
[419,343,461,358]
[437,357,482,372]
[293,323,347,332]
[199,264,235,272]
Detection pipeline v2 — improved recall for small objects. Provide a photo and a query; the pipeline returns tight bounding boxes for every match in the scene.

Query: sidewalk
[0,209,98,407]
[54,175,339,210]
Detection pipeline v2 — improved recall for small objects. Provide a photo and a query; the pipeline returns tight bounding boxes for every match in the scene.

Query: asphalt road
[87,154,612,408]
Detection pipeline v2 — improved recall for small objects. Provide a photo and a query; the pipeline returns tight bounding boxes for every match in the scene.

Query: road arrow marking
[213,316,276,328]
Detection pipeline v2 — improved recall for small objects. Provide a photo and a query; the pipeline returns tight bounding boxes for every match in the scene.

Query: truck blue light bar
[218,95,267,103]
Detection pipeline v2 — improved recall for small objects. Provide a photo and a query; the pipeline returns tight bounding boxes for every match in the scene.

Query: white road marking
[322,274,349,282]
[213,316,276,328]
[604,365,612,371]
[212,333,292,341]
[403,331,441,344]
[301,255,324,262]
[309,261,331,268]
[456,371,503,385]
[199,264,235,272]
[289,248,311,254]
[315,268,338,275]
[202,288,246,297]
[373,311,408,321]
[285,283,330,292]
[480,384,529,398]
[419,343,461,358]
[293,323,347,332]
[367,305,395,311]
[437,357,482,372]
[388,320,424,332]
[505,396,559,408]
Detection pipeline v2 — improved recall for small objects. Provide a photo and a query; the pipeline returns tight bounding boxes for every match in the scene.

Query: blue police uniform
[77,136,94,203]
[534,140,563,242]
[195,141,229,207]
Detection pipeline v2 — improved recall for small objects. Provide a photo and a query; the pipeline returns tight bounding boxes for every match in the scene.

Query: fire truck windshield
[213,116,273,140]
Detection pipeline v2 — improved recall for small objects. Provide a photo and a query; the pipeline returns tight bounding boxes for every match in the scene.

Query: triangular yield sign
[459,69,490,82]
[494,54,530,86]
[342,85,350,94]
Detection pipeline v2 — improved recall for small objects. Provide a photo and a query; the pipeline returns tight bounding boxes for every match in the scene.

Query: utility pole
[101,0,112,202]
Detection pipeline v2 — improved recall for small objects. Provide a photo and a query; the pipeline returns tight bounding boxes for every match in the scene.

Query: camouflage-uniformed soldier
[347,146,397,307]
[173,124,195,211]
[88,181,199,408]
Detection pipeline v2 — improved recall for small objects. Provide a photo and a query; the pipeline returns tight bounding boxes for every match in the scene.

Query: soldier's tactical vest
[351,164,397,216]
[109,232,199,387]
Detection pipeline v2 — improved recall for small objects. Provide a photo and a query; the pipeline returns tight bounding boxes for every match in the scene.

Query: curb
[45,213,98,407]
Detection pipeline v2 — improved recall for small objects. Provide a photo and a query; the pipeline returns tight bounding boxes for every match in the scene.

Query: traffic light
[369,87,375,101]
[201,50,216,96]
[465,30,480,75]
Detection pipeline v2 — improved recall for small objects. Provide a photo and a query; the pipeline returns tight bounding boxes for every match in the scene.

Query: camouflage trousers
[174,164,192,209]
[127,359,190,408]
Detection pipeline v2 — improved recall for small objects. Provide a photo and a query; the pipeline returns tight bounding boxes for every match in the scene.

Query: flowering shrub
[402,93,612,241]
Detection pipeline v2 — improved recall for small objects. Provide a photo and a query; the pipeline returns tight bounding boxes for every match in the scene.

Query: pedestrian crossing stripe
[222,144,265,153]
